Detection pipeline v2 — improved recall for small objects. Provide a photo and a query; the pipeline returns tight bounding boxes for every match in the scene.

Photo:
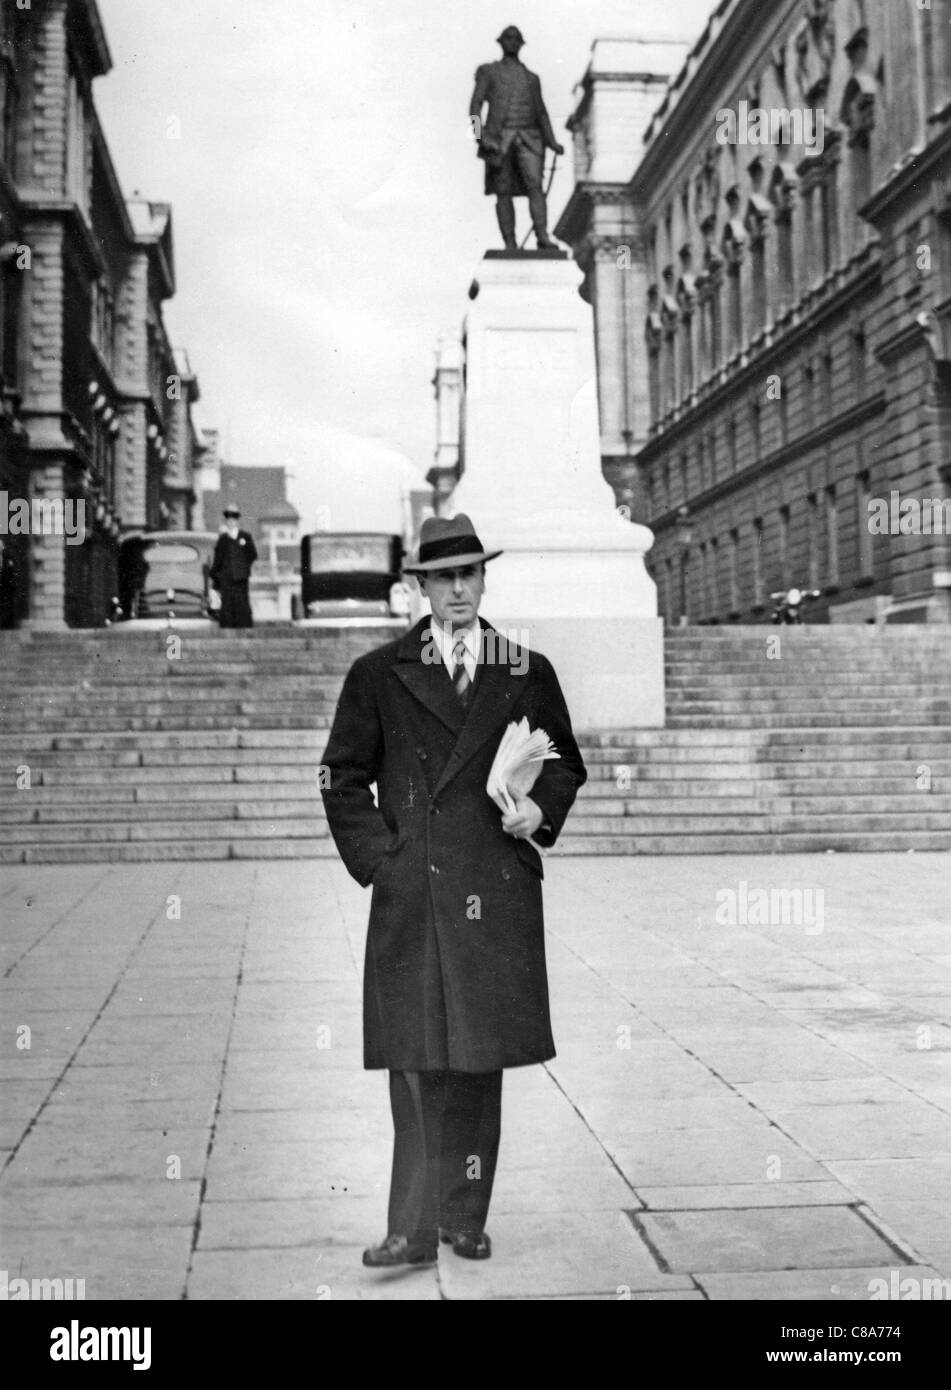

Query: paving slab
[186,1244,441,1300]
[769,1102,951,1160]
[694,1265,947,1301]
[196,1196,380,1251]
[609,1130,829,1186]
[637,1181,858,1210]
[437,1211,691,1300]
[0,1179,202,1228]
[0,1223,194,1300]
[634,1205,903,1274]
[827,1157,951,1205]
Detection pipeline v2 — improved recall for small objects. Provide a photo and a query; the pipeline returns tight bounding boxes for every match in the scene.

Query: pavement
[1,852,951,1302]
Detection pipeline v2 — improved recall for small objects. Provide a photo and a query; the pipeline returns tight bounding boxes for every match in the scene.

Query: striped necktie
[452,636,472,710]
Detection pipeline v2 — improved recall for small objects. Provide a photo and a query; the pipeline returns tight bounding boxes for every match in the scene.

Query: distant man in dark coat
[210,505,257,628]
[469,25,564,250]
[321,513,587,1268]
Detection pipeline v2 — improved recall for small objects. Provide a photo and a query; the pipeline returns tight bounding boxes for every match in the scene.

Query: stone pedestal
[444,253,664,730]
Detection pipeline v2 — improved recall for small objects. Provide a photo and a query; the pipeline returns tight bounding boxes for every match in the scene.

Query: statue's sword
[519,150,559,251]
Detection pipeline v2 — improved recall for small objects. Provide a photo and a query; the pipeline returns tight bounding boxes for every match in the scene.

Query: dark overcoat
[210,530,257,584]
[320,617,587,1073]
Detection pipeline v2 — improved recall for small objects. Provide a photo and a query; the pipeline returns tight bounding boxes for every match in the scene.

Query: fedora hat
[404,513,502,574]
[223,505,241,518]
[497,25,525,45]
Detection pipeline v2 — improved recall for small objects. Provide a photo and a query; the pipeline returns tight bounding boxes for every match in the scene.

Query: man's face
[420,564,485,632]
[499,32,523,57]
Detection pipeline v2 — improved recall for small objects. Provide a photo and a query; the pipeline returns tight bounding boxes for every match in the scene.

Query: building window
[728,417,738,474]
[851,327,867,397]
[750,399,761,460]
[708,431,717,486]
[856,470,873,578]
[698,541,708,622]
[726,260,742,357]
[1,58,18,176]
[825,485,839,586]
[820,158,840,274]
[821,349,834,419]
[728,528,739,613]
[804,360,816,428]
[777,372,789,447]
[66,74,90,216]
[807,493,820,588]
[708,536,719,620]
[752,516,764,607]
[779,504,791,587]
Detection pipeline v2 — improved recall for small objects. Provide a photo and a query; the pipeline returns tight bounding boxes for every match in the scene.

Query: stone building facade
[0,0,205,628]
[556,3,951,623]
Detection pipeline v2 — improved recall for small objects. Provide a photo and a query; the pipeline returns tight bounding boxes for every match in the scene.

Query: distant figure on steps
[210,506,258,628]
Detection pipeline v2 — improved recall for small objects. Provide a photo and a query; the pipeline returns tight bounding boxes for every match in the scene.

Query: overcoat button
[501,868,511,881]
[430,864,439,875]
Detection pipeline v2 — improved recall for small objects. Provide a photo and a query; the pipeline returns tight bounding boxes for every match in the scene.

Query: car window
[144,545,201,564]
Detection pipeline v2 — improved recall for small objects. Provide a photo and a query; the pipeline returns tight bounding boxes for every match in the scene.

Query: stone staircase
[1,624,950,863]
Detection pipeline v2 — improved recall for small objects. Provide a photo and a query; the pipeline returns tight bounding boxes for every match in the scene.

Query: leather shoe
[362,1234,437,1268]
[439,1227,492,1259]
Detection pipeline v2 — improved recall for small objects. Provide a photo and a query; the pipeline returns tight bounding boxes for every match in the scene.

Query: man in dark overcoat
[209,505,257,628]
[320,513,586,1267]
[469,25,564,250]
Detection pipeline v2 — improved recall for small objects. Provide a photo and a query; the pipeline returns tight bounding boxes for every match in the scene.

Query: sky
[94,0,718,533]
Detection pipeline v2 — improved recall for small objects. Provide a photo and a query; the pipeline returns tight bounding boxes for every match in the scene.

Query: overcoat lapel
[393,618,528,799]
[393,619,465,736]
[433,648,521,800]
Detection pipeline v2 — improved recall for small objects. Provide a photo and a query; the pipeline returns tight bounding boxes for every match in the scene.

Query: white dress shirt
[429,618,481,682]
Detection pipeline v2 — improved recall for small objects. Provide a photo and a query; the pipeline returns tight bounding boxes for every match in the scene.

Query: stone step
[553,832,951,855]
[4,791,950,827]
[553,812,951,835]
[0,817,329,845]
[0,838,334,865]
[3,830,949,866]
[6,715,333,732]
[26,764,319,786]
[669,700,951,713]
[664,714,951,728]
[6,677,345,696]
[0,729,328,752]
[0,798,323,825]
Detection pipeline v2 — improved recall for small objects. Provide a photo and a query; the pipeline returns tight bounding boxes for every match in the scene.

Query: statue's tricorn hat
[403,513,502,574]
[497,25,525,46]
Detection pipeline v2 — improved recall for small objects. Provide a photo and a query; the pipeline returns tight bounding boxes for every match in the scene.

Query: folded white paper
[486,717,560,854]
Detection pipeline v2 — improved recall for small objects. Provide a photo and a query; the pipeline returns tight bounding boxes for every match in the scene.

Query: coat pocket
[514,838,544,879]
[371,831,409,884]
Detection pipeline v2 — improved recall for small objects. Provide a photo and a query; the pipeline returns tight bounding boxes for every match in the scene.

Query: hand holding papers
[486,717,560,854]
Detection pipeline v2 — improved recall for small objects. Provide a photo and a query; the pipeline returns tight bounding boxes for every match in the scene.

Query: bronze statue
[469,25,564,251]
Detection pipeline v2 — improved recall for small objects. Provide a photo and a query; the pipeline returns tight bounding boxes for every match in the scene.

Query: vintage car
[300,531,403,618]
[116,531,219,624]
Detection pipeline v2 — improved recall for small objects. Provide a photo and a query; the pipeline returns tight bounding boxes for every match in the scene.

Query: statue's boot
[496,199,517,250]
[529,190,559,250]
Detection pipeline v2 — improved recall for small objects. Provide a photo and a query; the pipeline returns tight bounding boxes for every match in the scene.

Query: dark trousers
[387,1069,502,1243]
[217,578,253,628]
